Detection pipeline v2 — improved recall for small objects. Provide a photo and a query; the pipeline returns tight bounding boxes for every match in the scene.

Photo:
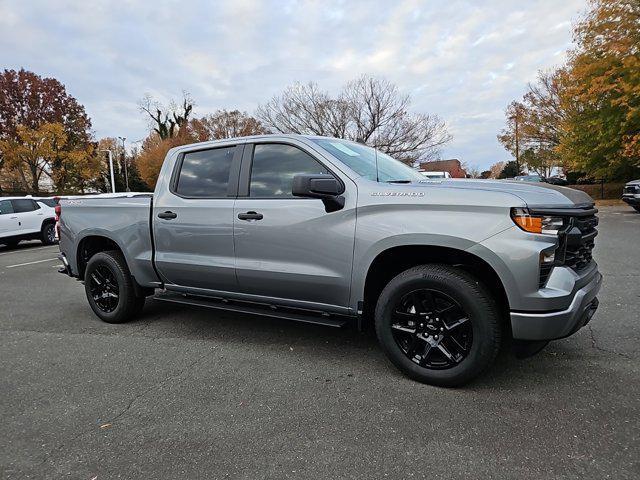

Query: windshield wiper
[386,179,412,184]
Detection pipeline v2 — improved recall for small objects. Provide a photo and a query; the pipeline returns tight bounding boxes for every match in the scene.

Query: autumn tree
[497,70,567,178]
[190,110,270,141]
[488,161,506,179]
[0,69,91,145]
[0,69,94,193]
[257,75,451,165]
[53,143,101,194]
[136,110,267,188]
[499,0,640,181]
[559,0,640,179]
[0,123,99,194]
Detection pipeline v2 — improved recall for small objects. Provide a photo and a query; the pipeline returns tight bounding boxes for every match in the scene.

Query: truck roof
[167,134,354,154]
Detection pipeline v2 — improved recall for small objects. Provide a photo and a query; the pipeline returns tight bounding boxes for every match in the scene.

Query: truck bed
[58,193,159,286]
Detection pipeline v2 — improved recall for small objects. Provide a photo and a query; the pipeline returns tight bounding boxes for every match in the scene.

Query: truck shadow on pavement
[115,298,595,391]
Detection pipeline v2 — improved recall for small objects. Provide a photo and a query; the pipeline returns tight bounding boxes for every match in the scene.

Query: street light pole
[99,149,116,193]
[514,114,520,175]
[118,136,129,192]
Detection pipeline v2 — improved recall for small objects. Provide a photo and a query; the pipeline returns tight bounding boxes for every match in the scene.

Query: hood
[626,179,640,186]
[413,178,594,207]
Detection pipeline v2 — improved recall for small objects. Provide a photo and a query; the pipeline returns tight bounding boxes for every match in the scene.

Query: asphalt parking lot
[1,205,638,479]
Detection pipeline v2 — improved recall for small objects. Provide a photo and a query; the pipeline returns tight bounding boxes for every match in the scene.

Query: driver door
[233,141,356,311]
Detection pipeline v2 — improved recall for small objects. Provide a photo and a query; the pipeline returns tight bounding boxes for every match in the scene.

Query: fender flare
[350,233,516,310]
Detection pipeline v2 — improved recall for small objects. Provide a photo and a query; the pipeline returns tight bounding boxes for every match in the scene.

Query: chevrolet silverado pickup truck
[57,135,602,386]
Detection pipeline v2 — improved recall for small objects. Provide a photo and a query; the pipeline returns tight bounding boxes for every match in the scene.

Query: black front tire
[85,250,145,324]
[375,264,502,387]
[41,222,57,245]
[634,206,640,213]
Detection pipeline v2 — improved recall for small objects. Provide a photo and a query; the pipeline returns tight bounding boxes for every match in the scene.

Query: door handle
[237,211,263,221]
[157,211,177,220]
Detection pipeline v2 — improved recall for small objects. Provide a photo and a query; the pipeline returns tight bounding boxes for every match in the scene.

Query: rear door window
[11,199,39,213]
[175,146,236,198]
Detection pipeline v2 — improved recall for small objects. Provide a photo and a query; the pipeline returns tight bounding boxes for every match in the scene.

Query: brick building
[419,159,467,178]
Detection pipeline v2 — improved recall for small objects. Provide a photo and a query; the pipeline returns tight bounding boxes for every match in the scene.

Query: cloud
[0,0,585,169]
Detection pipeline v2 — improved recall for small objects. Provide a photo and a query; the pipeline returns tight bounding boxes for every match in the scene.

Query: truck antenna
[374,138,379,183]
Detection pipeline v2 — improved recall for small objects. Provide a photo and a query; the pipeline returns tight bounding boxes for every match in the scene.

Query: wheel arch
[360,244,511,332]
[40,216,56,229]
[76,234,126,281]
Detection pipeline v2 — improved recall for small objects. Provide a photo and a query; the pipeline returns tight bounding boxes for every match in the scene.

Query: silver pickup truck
[58,135,602,386]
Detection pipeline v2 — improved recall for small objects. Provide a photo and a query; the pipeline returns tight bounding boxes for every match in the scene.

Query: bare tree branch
[256,75,452,164]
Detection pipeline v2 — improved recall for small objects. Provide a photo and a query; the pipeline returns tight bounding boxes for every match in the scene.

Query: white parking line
[0,245,58,257]
[6,258,58,268]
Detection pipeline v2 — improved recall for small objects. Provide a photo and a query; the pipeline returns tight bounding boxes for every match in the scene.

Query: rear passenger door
[152,143,242,292]
[233,141,357,310]
[11,199,43,234]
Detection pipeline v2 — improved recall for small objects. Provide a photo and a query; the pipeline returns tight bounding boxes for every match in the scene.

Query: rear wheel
[375,264,502,387]
[84,250,145,323]
[41,222,57,245]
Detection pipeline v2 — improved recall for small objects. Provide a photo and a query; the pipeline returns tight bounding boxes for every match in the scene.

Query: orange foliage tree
[559,0,640,179]
[0,122,99,194]
[499,0,640,180]
[136,110,268,188]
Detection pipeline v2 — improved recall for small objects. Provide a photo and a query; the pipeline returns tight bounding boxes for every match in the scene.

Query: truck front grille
[624,185,639,194]
[562,212,598,272]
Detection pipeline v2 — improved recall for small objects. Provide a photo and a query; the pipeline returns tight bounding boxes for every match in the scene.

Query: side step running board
[153,291,350,328]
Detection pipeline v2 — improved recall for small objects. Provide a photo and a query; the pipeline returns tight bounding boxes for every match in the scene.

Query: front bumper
[622,194,640,207]
[510,271,602,341]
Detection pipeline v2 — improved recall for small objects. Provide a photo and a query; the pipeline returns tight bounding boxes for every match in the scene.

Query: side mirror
[292,174,345,212]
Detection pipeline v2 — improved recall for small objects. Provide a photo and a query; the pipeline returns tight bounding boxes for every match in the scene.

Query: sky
[0,0,586,170]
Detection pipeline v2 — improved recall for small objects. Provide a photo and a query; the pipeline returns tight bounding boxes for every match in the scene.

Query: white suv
[0,197,57,247]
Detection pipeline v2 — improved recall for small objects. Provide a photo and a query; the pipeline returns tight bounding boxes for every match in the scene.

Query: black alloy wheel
[45,224,56,244]
[88,264,120,313]
[84,250,146,323]
[375,264,501,387]
[391,289,472,369]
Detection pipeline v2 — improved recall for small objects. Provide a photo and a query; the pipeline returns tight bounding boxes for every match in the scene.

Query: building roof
[419,159,462,171]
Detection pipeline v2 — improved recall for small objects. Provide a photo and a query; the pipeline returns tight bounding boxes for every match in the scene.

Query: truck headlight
[511,208,565,235]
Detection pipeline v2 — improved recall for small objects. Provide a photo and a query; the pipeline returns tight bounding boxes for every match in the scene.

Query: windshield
[311,138,425,183]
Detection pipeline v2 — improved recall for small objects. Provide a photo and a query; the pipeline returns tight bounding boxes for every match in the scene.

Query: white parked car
[0,197,57,247]
[420,170,451,179]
